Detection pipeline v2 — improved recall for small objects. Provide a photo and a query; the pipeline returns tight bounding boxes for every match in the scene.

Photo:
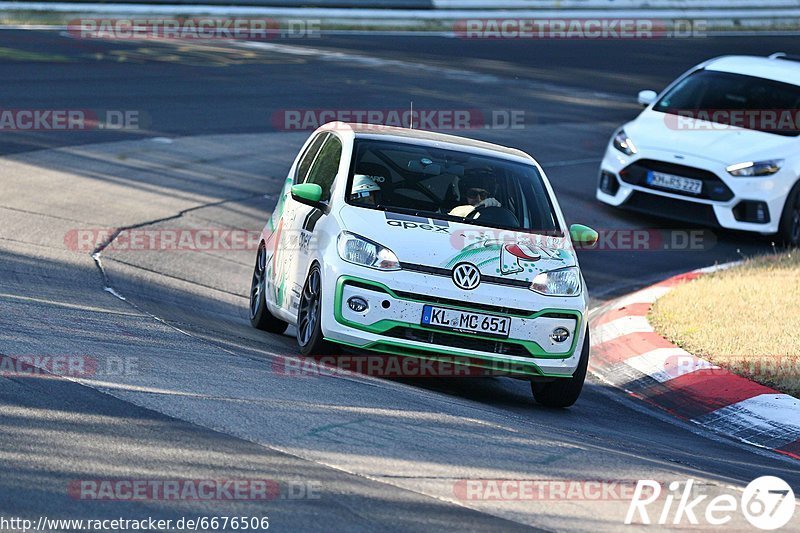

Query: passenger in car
[351,174,383,206]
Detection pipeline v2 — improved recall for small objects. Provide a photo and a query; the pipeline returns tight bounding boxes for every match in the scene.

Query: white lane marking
[592,315,652,345]
[695,394,800,448]
[625,348,717,383]
[0,292,138,316]
[103,287,127,301]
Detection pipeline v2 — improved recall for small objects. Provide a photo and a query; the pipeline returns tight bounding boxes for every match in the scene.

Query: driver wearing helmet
[350,174,382,206]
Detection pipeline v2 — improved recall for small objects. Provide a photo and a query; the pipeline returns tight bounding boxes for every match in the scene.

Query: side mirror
[569,224,599,248]
[637,90,658,107]
[291,183,324,208]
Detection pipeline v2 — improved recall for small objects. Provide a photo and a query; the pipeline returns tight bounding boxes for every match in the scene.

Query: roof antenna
[410,101,414,129]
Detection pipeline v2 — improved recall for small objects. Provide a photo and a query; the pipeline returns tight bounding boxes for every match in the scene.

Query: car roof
[705,55,800,86]
[321,122,534,163]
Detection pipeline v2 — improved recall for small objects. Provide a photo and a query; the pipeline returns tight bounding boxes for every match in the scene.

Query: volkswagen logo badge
[452,262,481,290]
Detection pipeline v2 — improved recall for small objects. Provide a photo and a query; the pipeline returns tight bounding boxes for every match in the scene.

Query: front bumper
[596,147,793,234]
[319,269,587,378]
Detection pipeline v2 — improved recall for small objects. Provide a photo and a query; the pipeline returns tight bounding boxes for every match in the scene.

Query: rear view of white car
[597,53,800,245]
[250,122,599,407]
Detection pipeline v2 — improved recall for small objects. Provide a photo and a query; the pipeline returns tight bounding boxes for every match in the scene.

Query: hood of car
[626,110,797,164]
[338,206,577,285]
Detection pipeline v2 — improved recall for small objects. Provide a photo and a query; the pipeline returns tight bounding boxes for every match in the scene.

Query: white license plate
[647,171,703,195]
[421,305,511,338]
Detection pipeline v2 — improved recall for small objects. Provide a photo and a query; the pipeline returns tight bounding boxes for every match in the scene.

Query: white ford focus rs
[597,53,800,245]
[250,122,598,407]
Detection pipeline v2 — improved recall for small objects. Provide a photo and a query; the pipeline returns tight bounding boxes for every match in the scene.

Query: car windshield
[652,69,800,137]
[345,139,561,234]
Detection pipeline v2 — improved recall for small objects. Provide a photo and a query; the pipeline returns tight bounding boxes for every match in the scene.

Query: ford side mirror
[638,90,658,107]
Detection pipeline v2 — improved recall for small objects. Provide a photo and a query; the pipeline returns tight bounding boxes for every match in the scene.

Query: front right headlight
[337,232,400,271]
[612,129,638,156]
[530,267,582,297]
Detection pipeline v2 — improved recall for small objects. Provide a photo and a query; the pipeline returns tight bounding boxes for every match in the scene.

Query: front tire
[531,330,590,408]
[778,181,800,247]
[249,243,288,334]
[297,264,333,356]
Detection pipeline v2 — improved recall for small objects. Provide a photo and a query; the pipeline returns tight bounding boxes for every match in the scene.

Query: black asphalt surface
[1,29,798,531]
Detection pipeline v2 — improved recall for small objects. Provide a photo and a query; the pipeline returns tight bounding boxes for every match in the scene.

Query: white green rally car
[249,122,599,407]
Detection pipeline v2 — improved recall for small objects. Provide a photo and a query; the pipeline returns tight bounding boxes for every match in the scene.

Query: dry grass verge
[649,253,800,397]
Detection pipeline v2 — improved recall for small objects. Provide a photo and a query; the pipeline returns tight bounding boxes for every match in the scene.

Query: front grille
[400,262,531,288]
[619,159,734,201]
[624,191,719,226]
[384,327,532,357]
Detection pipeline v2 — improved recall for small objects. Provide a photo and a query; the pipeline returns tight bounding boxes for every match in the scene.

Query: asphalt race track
[0,29,798,530]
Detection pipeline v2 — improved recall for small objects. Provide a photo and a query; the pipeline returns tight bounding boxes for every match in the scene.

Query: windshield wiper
[379,205,441,219]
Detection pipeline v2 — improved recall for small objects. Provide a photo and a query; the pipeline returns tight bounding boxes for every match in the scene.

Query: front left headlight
[337,232,400,271]
[726,160,784,177]
[531,267,582,297]
[612,129,638,156]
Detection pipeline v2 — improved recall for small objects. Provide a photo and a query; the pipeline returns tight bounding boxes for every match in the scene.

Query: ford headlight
[337,232,400,271]
[612,129,638,156]
[531,267,582,296]
[726,160,783,177]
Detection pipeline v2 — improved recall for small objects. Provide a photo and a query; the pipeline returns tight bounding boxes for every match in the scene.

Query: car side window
[304,135,343,202]
[295,133,327,183]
